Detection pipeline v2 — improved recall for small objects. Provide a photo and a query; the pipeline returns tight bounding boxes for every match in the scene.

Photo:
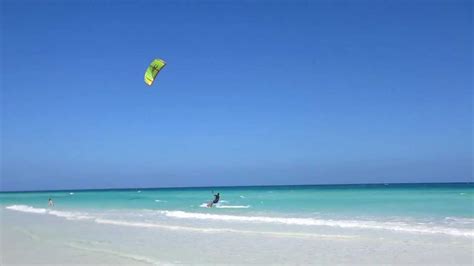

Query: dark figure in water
[207,193,220,207]
[213,193,220,204]
[48,198,54,207]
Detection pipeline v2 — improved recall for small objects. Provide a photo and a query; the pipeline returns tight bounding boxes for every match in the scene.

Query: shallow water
[2,183,473,237]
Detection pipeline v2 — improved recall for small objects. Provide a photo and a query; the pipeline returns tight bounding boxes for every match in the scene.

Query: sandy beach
[2,207,472,265]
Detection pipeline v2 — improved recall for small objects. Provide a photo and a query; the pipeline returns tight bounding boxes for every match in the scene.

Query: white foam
[444,217,474,225]
[5,205,92,220]
[155,200,167,203]
[5,205,473,238]
[239,195,246,198]
[5,205,346,239]
[69,192,74,195]
[48,210,93,220]
[198,203,250,209]
[93,218,347,239]
[159,211,474,238]
[216,205,250,209]
[6,205,47,214]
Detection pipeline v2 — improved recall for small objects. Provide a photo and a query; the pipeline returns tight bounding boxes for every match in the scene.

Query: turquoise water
[1,183,472,217]
[2,183,473,238]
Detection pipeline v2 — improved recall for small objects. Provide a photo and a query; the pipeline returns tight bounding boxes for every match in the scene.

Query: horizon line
[1,181,472,193]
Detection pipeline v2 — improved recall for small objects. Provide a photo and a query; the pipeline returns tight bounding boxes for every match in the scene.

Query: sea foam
[6,205,47,214]
[6,205,92,220]
[5,205,474,238]
[215,205,250,209]
[199,203,250,209]
[159,210,474,238]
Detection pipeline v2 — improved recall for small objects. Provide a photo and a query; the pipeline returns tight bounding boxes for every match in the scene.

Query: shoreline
[2,207,473,265]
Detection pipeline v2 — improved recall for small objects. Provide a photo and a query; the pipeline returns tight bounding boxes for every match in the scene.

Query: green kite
[144,59,166,86]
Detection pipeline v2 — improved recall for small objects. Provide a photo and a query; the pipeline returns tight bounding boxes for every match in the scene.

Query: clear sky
[1,0,472,191]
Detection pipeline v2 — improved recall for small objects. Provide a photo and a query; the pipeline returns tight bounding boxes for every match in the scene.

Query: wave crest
[159,210,474,238]
[6,205,92,220]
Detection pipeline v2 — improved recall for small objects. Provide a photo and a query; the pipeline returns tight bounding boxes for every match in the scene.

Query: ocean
[1,183,473,264]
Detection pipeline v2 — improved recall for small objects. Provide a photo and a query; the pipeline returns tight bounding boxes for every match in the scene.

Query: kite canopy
[144,59,166,86]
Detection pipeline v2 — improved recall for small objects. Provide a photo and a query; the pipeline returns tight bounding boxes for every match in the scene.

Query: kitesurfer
[207,193,220,207]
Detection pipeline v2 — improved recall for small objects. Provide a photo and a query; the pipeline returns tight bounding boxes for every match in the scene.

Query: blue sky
[1,0,472,191]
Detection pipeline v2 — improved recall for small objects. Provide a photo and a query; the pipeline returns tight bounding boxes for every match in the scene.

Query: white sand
[1,208,473,265]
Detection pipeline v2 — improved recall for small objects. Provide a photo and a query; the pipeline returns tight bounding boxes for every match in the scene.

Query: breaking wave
[159,210,474,238]
[6,205,92,220]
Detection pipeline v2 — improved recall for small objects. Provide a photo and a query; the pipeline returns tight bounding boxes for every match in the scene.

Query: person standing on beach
[48,198,54,207]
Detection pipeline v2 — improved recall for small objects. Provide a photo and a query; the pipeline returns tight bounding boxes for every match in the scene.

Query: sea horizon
[1,181,472,193]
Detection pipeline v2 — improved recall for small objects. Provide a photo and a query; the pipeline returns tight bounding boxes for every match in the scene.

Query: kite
[144,59,166,86]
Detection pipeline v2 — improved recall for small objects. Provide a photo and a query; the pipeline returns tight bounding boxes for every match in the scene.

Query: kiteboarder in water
[207,193,220,208]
